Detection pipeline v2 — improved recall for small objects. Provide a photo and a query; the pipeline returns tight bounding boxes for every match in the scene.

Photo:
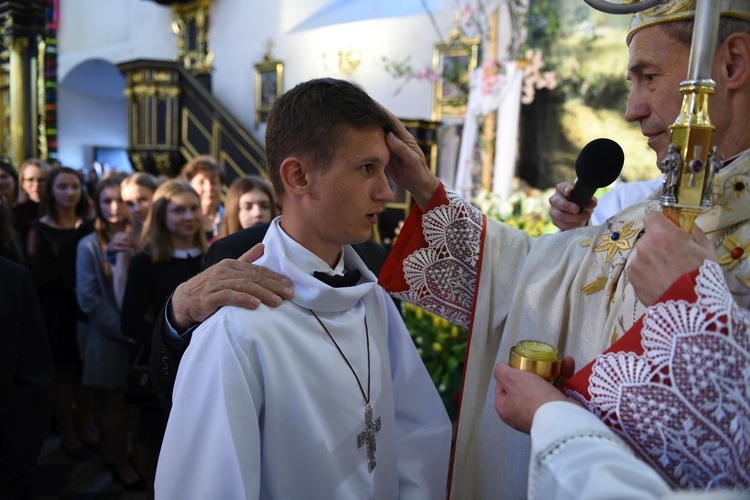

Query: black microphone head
[575,138,625,187]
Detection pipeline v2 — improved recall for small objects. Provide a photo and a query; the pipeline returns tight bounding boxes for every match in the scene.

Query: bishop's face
[625,25,691,166]
[301,124,392,265]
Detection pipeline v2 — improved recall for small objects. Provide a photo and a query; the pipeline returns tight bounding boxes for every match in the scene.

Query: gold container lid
[509,340,562,382]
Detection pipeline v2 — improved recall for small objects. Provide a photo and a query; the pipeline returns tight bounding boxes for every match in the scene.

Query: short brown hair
[265,78,393,198]
[180,155,224,184]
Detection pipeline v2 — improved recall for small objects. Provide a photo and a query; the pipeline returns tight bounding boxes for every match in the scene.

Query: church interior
[3,0,712,497]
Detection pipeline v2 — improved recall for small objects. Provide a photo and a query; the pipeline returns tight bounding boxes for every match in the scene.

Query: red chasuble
[564,261,750,490]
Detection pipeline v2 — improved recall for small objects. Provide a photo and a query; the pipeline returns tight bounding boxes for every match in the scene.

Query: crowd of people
[0,155,278,495]
[2,1,750,499]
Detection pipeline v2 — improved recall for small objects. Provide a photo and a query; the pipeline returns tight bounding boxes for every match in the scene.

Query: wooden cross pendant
[357,403,381,473]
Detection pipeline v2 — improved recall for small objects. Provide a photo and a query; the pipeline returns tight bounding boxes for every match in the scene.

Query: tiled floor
[29,435,150,500]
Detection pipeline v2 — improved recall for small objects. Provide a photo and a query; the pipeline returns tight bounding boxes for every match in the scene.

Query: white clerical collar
[276,223,347,276]
[259,218,376,313]
[173,247,202,259]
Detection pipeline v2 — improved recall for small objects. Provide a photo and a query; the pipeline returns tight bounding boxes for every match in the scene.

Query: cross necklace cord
[309,309,381,473]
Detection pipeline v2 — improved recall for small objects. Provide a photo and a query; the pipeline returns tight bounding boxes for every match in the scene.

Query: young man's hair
[180,155,225,184]
[140,179,208,263]
[217,175,277,238]
[40,166,90,222]
[265,78,394,198]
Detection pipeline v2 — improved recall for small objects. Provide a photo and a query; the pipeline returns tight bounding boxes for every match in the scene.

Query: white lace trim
[567,260,750,490]
[392,187,483,327]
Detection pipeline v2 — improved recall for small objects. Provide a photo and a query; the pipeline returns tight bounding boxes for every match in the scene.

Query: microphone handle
[566,182,597,211]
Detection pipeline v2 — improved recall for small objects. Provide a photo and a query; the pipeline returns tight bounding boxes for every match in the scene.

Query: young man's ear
[279,157,310,196]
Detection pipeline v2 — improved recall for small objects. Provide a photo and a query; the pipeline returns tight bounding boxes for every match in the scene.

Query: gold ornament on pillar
[171,0,214,75]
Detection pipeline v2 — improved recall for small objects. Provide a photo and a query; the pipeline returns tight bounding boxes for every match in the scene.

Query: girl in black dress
[121,179,207,489]
[27,166,93,459]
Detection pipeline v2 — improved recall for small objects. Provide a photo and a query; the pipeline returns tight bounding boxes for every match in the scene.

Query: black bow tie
[313,269,361,288]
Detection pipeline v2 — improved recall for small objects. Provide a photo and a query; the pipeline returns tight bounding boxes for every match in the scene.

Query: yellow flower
[594,221,640,262]
[718,234,750,271]
[432,342,443,353]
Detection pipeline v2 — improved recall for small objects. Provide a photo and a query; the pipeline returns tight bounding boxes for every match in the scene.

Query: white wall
[55,0,514,155]
[57,88,128,170]
[58,0,175,80]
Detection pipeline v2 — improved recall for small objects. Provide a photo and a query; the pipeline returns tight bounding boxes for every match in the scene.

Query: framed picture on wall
[432,29,480,121]
[254,52,283,124]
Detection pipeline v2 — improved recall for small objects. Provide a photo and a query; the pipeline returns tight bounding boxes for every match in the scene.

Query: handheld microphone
[567,138,624,210]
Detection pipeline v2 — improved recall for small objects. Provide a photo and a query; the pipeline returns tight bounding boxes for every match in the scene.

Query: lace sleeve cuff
[379,183,484,327]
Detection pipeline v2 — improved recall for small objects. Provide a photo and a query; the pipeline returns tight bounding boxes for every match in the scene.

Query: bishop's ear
[720,32,750,88]
[278,157,310,195]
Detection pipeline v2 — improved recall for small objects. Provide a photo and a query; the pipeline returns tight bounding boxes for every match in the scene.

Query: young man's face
[304,124,392,260]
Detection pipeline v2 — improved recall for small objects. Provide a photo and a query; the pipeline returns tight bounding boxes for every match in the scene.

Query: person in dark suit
[149,221,388,409]
[0,256,53,498]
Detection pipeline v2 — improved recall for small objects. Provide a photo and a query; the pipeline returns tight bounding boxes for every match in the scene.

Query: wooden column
[481,10,499,191]
[9,36,28,164]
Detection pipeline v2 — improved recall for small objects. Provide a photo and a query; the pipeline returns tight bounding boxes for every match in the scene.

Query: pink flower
[458,3,476,28]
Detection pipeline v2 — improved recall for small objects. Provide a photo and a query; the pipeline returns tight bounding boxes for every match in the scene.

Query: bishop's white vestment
[380,149,750,499]
[156,219,452,499]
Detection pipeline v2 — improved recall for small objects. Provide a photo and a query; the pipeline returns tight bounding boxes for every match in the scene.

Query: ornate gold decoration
[171,0,214,74]
[0,68,9,159]
[432,28,480,121]
[593,221,640,262]
[129,152,145,172]
[254,40,283,125]
[580,237,593,247]
[582,276,608,295]
[628,0,750,42]
[124,83,181,100]
[0,15,13,59]
[153,152,173,176]
[338,50,362,75]
[8,32,27,165]
[718,235,750,271]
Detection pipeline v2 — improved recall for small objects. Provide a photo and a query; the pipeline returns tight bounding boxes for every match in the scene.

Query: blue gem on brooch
[610,231,620,241]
